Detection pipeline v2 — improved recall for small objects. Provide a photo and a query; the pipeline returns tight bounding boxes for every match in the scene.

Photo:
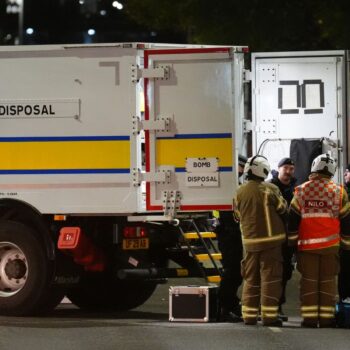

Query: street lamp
[112,1,123,10]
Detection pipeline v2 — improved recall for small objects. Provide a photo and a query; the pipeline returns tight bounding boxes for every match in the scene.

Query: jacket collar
[308,173,332,181]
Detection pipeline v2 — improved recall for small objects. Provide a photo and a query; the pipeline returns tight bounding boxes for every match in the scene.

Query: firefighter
[217,154,247,322]
[338,164,350,304]
[269,157,297,321]
[288,154,350,328]
[236,155,287,327]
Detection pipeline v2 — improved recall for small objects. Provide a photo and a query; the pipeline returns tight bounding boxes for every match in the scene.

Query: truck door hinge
[243,119,253,133]
[132,169,172,187]
[132,116,171,135]
[131,64,170,83]
[162,190,181,218]
[243,69,252,83]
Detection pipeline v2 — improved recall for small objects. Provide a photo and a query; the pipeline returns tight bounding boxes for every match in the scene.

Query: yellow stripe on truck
[0,138,130,171]
[156,137,232,168]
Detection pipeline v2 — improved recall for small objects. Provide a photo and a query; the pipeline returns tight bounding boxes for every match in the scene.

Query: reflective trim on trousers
[301,305,318,312]
[301,312,319,318]
[261,305,278,319]
[262,312,278,318]
[242,312,258,319]
[319,313,335,319]
[320,306,335,312]
[242,305,259,319]
[319,305,335,319]
[261,306,279,311]
[242,306,259,312]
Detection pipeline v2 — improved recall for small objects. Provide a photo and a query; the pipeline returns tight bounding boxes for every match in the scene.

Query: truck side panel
[0,46,140,213]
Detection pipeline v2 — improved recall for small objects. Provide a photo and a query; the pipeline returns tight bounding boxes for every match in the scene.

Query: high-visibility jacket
[289,175,348,250]
[235,180,287,252]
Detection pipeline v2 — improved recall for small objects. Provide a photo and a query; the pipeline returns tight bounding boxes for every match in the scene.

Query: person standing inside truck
[269,157,297,321]
[236,155,287,327]
[338,165,350,304]
[216,154,247,322]
[288,154,350,328]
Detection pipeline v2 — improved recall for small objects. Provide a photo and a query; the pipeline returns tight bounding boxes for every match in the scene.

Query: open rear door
[252,51,346,183]
[143,47,244,212]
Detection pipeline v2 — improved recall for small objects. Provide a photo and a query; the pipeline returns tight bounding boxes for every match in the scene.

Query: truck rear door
[142,47,245,213]
[252,51,346,183]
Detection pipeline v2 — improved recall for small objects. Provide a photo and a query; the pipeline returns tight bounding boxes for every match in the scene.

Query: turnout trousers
[297,251,339,327]
[241,246,283,325]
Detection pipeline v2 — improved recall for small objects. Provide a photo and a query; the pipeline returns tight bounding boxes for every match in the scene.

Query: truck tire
[0,220,62,315]
[67,274,157,311]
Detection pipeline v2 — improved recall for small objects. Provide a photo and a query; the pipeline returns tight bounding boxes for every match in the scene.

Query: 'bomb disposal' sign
[0,99,80,119]
[185,157,219,187]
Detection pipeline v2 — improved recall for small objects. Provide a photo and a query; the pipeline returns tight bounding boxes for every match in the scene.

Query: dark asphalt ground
[0,273,349,350]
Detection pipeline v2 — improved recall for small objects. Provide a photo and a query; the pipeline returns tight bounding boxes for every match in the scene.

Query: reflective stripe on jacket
[292,178,342,250]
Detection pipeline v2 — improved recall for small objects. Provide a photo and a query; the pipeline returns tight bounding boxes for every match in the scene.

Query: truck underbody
[0,198,218,315]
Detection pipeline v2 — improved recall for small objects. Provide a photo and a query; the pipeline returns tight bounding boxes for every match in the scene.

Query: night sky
[0,0,185,45]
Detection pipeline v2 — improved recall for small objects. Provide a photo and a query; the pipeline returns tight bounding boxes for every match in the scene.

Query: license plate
[122,238,149,250]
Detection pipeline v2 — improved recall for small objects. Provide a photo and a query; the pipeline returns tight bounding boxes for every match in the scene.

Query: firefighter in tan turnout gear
[289,154,350,328]
[235,155,287,327]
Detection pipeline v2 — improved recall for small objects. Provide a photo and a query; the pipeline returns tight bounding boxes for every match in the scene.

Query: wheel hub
[4,258,26,280]
[0,243,28,297]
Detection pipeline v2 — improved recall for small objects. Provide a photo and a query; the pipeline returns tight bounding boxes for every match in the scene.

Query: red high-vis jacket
[288,174,350,251]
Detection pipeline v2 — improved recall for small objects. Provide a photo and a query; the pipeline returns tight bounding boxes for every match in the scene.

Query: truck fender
[0,198,55,260]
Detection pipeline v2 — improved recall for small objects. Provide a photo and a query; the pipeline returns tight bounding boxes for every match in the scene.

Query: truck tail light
[123,226,148,238]
[58,227,106,272]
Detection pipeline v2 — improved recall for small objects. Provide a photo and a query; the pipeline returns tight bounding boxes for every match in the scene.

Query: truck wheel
[67,274,157,311]
[0,220,60,316]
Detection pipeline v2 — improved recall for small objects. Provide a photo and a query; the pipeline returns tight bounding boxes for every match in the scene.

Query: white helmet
[244,155,271,180]
[311,153,336,177]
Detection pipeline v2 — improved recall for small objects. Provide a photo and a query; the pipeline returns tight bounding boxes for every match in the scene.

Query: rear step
[183,232,217,239]
[195,253,222,261]
[117,267,221,280]
[178,219,222,284]
[207,275,221,283]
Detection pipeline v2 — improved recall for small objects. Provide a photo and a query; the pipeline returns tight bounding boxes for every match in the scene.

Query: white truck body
[0,43,245,215]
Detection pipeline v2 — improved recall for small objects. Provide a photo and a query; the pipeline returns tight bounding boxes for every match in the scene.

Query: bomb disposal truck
[0,43,346,316]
